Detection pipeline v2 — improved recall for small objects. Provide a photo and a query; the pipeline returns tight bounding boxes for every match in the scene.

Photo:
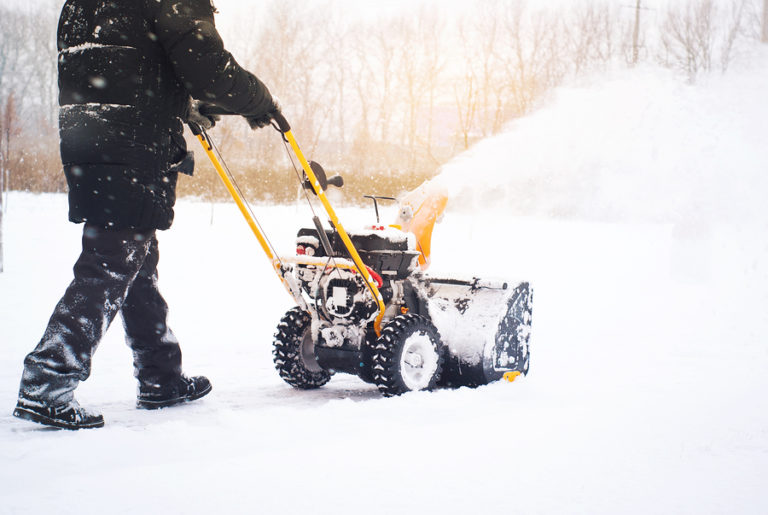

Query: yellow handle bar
[194,126,386,336]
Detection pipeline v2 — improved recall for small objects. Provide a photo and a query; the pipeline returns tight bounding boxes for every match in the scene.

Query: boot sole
[136,382,212,410]
[13,407,105,430]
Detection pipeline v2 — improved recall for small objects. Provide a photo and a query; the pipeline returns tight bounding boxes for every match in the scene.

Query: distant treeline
[0,0,765,205]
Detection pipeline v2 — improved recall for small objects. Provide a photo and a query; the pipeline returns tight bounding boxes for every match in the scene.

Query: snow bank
[1,191,766,514]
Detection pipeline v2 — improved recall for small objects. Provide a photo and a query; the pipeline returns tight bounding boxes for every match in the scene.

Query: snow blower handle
[192,103,387,335]
[198,104,290,133]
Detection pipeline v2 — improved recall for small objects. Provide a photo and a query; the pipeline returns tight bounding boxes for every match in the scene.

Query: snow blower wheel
[369,314,444,396]
[493,283,532,377]
[273,307,332,389]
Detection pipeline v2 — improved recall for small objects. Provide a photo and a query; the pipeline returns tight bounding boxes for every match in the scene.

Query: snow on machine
[189,110,532,395]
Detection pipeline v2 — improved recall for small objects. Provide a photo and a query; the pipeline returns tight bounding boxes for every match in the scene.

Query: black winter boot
[13,397,104,430]
[136,375,212,409]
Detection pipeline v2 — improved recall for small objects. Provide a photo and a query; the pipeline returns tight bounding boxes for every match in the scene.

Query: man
[12,0,279,429]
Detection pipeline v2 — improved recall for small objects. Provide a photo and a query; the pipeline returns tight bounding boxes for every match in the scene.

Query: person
[12,0,279,430]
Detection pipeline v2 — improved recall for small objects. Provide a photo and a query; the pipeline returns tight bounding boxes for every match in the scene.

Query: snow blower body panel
[189,110,532,395]
[289,223,532,389]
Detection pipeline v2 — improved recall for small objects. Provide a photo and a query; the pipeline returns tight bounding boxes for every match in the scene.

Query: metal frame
[194,127,387,335]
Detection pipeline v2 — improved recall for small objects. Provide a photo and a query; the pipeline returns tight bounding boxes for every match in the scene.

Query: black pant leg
[120,235,183,387]
[19,224,152,406]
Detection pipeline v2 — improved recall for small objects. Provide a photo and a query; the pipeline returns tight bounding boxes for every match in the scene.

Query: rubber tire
[273,307,332,389]
[368,314,444,396]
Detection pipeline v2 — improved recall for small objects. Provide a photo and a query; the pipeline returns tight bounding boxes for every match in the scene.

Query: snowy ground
[2,60,768,514]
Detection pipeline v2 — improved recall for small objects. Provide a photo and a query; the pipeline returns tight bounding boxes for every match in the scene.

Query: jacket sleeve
[148,0,273,116]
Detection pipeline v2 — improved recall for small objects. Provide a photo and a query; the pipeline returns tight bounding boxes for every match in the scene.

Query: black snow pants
[18,224,182,406]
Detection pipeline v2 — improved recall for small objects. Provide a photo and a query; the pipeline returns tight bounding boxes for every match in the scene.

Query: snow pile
[434,55,768,223]
[2,193,766,514]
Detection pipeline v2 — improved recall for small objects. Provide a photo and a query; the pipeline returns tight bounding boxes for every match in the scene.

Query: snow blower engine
[190,109,532,396]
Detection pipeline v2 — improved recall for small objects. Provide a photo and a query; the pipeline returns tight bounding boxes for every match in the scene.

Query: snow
[2,57,768,513]
[424,278,518,367]
[434,61,768,224]
[60,42,134,54]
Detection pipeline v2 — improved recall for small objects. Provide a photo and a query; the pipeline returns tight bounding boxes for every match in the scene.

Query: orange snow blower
[188,110,532,395]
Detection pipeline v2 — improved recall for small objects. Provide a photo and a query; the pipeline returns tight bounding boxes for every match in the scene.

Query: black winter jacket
[58,0,273,230]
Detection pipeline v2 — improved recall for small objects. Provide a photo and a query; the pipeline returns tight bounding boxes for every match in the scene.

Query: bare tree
[1,94,21,200]
[720,0,749,72]
[763,0,768,42]
[497,4,564,118]
[346,23,390,174]
[659,0,750,81]
[660,0,716,82]
[0,8,28,100]
[622,1,649,65]
[234,1,331,163]
[393,9,446,169]
[416,10,447,164]
[0,94,21,274]
[27,6,60,126]
[454,73,478,151]
[370,18,401,145]
[321,10,352,149]
[564,2,617,76]
[632,0,643,65]
[472,0,506,137]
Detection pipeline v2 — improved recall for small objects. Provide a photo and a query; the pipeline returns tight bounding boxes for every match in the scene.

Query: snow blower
[188,110,532,395]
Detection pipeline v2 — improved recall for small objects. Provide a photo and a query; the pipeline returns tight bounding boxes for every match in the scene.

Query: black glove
[185,99,220,130]
[245,98,281,130]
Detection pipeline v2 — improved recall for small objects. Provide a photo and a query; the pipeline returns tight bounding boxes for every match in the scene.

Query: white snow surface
[2,60,768,514]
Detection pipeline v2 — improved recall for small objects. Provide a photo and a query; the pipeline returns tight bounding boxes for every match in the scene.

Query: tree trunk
[0,122,5,274]
[633,0,642,64]
[763,0,768,43]
[0,168,4,274]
